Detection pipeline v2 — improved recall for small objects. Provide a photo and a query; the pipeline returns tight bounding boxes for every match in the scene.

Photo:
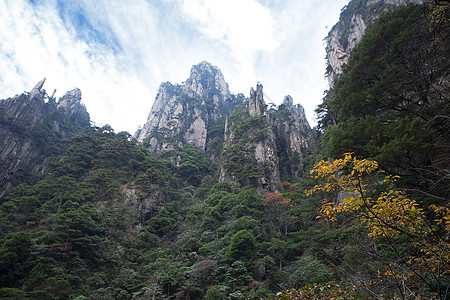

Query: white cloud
[181,0,278,93]
[0,0,154,132]
[182,0,278,53]
[0,0,349,132]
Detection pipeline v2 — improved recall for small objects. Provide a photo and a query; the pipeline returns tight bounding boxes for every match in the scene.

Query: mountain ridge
[0,1,448,299]
[0,79,90,196]
[134,61,316,192]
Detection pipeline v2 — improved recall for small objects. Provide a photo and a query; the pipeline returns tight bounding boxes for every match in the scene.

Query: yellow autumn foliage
[306,153,450,279]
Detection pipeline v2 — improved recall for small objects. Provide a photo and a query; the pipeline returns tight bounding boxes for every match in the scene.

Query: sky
[0,0,349,133]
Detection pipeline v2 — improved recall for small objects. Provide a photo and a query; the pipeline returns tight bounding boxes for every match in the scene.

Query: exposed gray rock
[272,95,316,180]
[220,84,282,193]
[95,184,165,237]
[57,88,83,114]
[184,117,207,149]
[0,80,90,197]
[249,84,265,117]
[136,62,317,194]
[367,0,422,5]
[325,0,423,88]
[29,78,46,99]
[183,60,231,100]
[134,61,235,155]
[347,14,367,55]
[134,82,182,144]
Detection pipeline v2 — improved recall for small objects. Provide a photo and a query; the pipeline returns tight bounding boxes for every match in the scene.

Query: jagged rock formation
[326,0,423,87]
[0,79,90,196]
[248,85,265,117]
[135,62,316,193]
[272,96,315,181]
[219,85,316,191]
[219,84,282,193]
[134,61,238,160]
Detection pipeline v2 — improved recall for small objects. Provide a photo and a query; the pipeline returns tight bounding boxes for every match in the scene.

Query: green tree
[0,232,33,287]
[204,285,227,300]
[226,230,257,264]
[307,153,450,299]
[319,4,450,203]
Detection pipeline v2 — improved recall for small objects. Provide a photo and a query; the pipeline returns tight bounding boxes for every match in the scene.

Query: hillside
[0,1,449,299]
[0,79,90,197]
[325,0,423,87]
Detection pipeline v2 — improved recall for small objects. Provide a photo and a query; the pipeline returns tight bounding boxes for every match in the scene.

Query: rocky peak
[249,83,265,117]
[134,61,236,153]
[282,95,294,106]
[0,80,90,197]
[29,78,46,99]
[325,0,423,87]
[281,95,309,125]
[183,61,231,100]
[220,83,282,193]
[135,64,317,193]
[57,88,85,115]
[272,95,316,181]
[60,87,82,101]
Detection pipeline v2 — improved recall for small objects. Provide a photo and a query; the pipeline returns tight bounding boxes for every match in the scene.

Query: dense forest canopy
[318,4,449,205]
[0,2,449,300]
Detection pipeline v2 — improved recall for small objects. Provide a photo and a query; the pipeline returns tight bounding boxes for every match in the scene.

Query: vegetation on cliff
[0,2,449,299]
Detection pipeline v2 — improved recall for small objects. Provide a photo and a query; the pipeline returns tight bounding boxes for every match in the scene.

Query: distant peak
[57,88,85,115]
[190,61,218,75]
[61,88,82,100]
[199,60,213,66]
[283,95,293,106]
[29,78,46,99]
[249,83,265,116]
[185,61,230,99]
[32,78,46,91]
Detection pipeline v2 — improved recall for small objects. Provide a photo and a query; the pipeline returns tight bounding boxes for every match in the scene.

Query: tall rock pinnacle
[134,61,235,155]
[183,61,231,100]
[249,84,265,117]
[220,83,282,193]
[29,78,46,99]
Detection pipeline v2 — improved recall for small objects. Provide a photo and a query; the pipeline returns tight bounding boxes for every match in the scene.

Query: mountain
[321,2,450,202]
[219,83,282,193]
[219,84,316,193]
[0,79,90,196]
[1,1,449,299]
[135,61,316,192]
[325,0,423,87]
[271,95,316,181]
[134,61,237,157]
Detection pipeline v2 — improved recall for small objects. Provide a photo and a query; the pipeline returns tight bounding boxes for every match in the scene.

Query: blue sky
[0,0,348,133]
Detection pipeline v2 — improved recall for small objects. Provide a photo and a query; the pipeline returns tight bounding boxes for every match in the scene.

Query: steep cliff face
[0,79,90,196]
[272,96,316,181]
[220,84,281,193]
[134,61,237,158]
[136,62,317,193]
[326,0,423,87]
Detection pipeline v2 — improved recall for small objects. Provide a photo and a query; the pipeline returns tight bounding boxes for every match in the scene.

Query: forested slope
[0,2,448,300]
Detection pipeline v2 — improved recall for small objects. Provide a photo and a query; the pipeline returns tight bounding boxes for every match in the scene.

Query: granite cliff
[134,61,239,162]
[326,0,423,87]
[0,79,90,196]
[219,84,282,193]
[135,62,316,193]
[272,95,316,181]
